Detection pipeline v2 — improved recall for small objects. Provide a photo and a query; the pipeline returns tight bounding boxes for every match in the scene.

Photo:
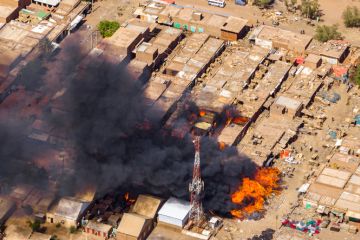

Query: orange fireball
[231,167,281,219]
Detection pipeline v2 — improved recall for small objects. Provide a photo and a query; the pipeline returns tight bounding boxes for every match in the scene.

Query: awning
[69,15,84,31]
[298,183,310,193]
[346,210,360,220]
[34,0,61,6]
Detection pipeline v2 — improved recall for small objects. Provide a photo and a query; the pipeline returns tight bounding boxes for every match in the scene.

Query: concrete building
[28,232,52,240]
[303,54,322,69]
[116,213,153,240]
[0,0,30,23]
[131,194,162,219]
[306,40,350,64]
[271,96,303,118]
[220,16,248,41]
[84,221,113,239]
[46,197,91,228]
[0,197,16,226]
[102,27,144,55]
[116,194,162,240]
[249,25,313,53]
[157,197,191,228]
[4,224,32,240]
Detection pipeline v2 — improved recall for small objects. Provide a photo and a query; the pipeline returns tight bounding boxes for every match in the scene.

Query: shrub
[314,25,342,42]
[342,6,360,28]
[27,220,41,232]
[353,66,360,86]
[253,0,273,8]
[98,20,120,38]
[300,0,320,19]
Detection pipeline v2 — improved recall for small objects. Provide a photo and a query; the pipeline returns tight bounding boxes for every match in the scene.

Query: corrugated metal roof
[158,197,191,220]
[33,0,61,7]
[54,197,89,221]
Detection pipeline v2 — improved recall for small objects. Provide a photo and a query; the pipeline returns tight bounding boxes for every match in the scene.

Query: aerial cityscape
[0,0,360,239]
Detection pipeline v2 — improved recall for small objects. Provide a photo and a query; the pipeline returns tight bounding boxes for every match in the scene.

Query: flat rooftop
[252,25,313,52]
[221,16,248,33]
[0,4,16,21]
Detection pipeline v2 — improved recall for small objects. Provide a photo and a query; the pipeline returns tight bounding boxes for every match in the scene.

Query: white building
[157,197,191,228]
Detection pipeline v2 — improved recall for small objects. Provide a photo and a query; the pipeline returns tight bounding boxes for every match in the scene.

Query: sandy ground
[84,0,140,27]
[176,0,360,46]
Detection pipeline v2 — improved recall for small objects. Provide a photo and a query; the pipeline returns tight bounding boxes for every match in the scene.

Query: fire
[219,142,226,150]
[124,192,136,205]
[224,109,249,126]
[231,167,281,219]
[199,110,206,117]
[232,116,249,125]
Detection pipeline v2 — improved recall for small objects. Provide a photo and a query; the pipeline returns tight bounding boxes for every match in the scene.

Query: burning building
[231,167,281,219]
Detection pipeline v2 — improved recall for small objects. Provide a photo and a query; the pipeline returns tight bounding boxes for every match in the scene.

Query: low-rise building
[46,197,91,228]
[303,54,322,69]
[220,16,248,41]
[249,25,313,53]
[116,213,153,240]
[306,40,350,65]
[157,197,191,228]
[84,221,113,239]
[116,194,162,240]
[271,96,303,118]
[0,197,16,226]
[303,151,360,223]
[28,232,52,240]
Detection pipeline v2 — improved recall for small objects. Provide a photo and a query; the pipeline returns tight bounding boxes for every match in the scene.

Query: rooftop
[251,25,313,52]
[54,197,90,221]
[28,232,52,240]
[157,197,191,220]
[117,213,147,237]
[307,40,350,59]
[0,4,16,21]
[274,96,302,110]
[132,194,162,219]
[0,197,15,221]
[86,221,112,233]
[221,16,248,33]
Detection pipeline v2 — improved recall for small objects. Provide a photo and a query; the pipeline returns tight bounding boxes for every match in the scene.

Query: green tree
[342,6,360,28]
[353,66,360,86]
[300,0,320,19]
[314,25,342,42]
[27,220,41,232]
[98,20,120,38]
[253,0,273,8]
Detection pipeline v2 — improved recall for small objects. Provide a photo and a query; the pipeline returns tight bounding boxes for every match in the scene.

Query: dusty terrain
[176,0,360,46]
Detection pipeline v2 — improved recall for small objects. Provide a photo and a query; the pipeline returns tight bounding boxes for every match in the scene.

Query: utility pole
[189,136,204,226]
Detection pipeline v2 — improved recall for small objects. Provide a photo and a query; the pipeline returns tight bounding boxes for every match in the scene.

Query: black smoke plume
[1,39,258,214]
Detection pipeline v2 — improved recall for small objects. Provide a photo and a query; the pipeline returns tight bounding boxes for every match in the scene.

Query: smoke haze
[0,40,257,214]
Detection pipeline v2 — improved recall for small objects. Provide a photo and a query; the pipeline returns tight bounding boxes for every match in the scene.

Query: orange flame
[124,192,136,205]
[219,142,226,150]
[231,167,280,219]
[199,110,206,117]
[232,116,249,125]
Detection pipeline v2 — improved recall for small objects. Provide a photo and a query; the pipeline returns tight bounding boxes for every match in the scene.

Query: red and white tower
[189,136,204,225]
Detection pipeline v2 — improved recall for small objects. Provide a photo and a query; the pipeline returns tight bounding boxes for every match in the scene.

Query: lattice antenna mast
[189,136,204,225]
